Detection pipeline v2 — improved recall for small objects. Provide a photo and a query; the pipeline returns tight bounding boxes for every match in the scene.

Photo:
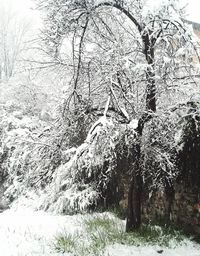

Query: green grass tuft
[54,233,77,253]
[54,214,187,255]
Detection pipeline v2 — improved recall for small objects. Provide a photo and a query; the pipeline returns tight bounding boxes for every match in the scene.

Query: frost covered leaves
[41,116,137,213]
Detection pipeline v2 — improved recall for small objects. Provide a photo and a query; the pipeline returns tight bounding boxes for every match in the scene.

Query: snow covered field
[0,208,81,255]
[0,207,200,256]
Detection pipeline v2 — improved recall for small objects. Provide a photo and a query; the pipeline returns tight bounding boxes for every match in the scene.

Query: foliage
[1,98,199,213]
[107,205,127,220]
[0,0,200,228]
[40,116,137,213]
[176,101,200,187]
[141,112,178,189]
[36,0,200,120]
[33,0,200,220]
[0,104,46,200]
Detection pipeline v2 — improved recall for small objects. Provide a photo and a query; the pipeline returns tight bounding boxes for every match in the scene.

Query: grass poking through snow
[54,233,77,253]
[54,213,187,255]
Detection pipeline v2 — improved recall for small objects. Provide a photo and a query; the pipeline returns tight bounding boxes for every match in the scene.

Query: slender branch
[74,15,89,91]
[93,1,142,33]
[104,96,111,117]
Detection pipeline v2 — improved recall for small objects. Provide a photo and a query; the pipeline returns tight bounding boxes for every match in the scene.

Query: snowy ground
[104,243,200,256]
[0,208,81,255]
[0,207,200,256]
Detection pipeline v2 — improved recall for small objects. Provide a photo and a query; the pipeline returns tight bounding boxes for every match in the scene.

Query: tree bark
[126,33,156,231]
[126,156,142,231]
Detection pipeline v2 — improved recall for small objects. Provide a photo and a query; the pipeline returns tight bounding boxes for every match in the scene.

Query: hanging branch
[110,80,130,121]
[73,15,89,92]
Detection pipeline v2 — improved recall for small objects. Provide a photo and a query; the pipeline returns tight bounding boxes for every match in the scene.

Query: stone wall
[142,183,200,235]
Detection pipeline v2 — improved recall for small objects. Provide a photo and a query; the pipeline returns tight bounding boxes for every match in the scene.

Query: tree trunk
[126,172,142,231]
[126,143,142,231]
[126,31,156,232]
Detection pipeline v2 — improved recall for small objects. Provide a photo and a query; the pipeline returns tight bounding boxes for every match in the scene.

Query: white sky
[0,0,40,28]
[181,0,200,23]
[0,0,199,24]
[0,0,33,14]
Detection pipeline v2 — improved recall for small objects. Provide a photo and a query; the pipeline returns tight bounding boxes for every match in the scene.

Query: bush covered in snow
[40,116,138,213]
[2,99,200,214]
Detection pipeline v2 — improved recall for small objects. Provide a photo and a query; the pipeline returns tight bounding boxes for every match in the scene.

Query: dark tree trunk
[126,163,142,231]
[146,67,156,112]
[126,33,156,231]
[126,141,143,231]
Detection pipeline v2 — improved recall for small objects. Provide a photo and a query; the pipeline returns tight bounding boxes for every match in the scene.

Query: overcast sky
[181,0,200,23]
[0,0,200,24]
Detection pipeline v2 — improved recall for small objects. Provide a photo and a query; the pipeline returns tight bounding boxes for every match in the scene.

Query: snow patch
[128,119,138,130]
[104,242,200,256]
[0,207,82,256]
[0,205,200,256]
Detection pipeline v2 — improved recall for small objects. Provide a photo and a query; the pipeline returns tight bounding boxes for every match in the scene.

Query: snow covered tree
[36,0,200,231]
[0,3,29,80]
[177,101,200,188]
